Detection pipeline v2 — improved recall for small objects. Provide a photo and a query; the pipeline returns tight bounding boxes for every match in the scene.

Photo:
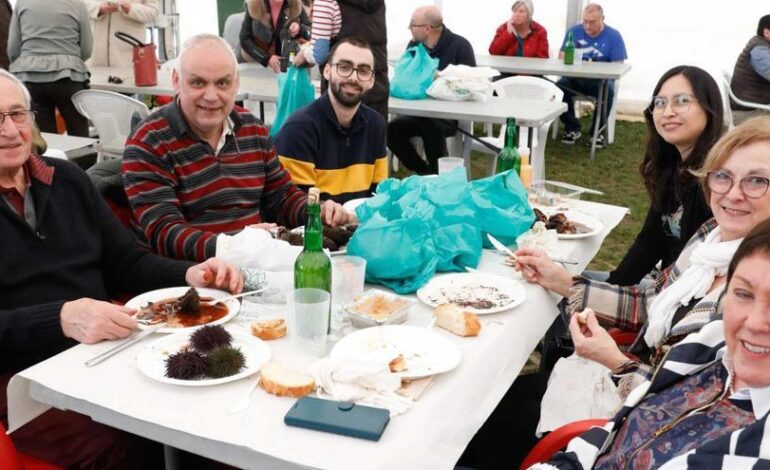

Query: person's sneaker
[560,130,582,144]
[585,134,607,149]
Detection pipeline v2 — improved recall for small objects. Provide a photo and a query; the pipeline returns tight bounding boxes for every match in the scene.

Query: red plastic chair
[0,423,64,470]
[519,419,608,469]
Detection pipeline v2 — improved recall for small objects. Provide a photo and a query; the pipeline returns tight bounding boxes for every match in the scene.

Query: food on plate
[165,349,207,380]
[206,346,246,378]
[135,287,228,328]
[516,221,558,252]
[388,354,407,373]
[544,212,592,235]
[259,362,315,397]
[272,224,358,252]
[250,318,287,340]
[190,324,233,352]
[576,308,592,324]
[433,304,481,337]
[350,294,410,321]
[163,325,245,380]
[533,207,548,224]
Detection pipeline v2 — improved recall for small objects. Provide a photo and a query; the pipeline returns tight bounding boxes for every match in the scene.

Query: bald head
[176,34,238,76]
[413,5,443,28]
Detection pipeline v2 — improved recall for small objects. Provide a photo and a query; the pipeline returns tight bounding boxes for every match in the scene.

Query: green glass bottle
[496,117,521,174]
[564,31,575,65]
[294,188,332,331]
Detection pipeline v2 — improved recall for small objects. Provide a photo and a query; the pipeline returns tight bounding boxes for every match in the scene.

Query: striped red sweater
[122,101,307,262]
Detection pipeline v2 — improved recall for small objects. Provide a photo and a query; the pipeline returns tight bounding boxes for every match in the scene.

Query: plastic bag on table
[389,43,439,100]
[426,65,498,102]
[270,66,314,137]
[347,168,534,294]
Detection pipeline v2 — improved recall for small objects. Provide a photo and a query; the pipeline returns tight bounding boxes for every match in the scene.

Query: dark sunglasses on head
[107,75,123,84]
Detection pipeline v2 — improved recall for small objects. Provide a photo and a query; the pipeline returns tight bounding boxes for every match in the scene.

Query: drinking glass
[288,288,331,356]
[438,157,465,175]
[331,256,367,336]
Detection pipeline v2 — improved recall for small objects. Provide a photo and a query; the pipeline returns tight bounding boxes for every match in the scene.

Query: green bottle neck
[304,203,323,251]
[504,124,517,149]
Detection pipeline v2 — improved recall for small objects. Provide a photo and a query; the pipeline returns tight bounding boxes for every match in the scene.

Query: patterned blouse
[594,361,754,469]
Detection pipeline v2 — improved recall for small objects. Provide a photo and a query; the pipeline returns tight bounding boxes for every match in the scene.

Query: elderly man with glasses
[387,5,475,175]
[274,36,386,204]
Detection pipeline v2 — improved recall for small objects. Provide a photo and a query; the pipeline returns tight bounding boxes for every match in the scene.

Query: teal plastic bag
[347,168,534,294]
[389,43,439,100]
[270,66,314,137]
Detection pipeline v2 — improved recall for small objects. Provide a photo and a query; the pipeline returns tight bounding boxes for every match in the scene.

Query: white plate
[342,197,369,213]
[329,325,461,379]
[136,331,271,386]
[125,287,241,334]
[532,205,604,240]
[416,272,526,314]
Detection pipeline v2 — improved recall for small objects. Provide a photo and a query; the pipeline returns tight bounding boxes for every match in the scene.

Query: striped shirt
[303,0,341,65]
[122,101,307,262]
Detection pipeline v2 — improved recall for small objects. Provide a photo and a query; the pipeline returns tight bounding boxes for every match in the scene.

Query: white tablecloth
[8,199,628,470]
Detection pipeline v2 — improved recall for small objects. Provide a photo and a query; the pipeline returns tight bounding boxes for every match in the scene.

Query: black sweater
[607,180,712,286]
[0,157,190,373]
[407,26,476,71]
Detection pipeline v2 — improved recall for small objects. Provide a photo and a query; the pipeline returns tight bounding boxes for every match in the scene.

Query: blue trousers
[557,77,615,134]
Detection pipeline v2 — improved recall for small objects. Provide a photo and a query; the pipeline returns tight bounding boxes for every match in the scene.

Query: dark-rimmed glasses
[0,109,34,126]
[331,62,374,81]
[649,93,697,114]
[707,170,770,199]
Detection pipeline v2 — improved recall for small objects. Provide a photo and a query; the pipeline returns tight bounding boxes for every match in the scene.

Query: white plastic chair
[71,90,149,162]
[223,12,244,58]
[720,69,770,129]
[550,79,619,145]
[471,76,563,179]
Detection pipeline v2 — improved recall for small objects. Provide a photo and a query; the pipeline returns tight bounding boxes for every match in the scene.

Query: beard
[330,79,366,108]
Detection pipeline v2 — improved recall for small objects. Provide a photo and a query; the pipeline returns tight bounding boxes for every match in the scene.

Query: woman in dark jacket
[605,65,723,285]
[239,0,311,72]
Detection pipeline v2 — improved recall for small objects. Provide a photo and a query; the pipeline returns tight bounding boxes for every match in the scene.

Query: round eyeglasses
[649,93,697,115]
[331,62,374,81]
[0,109,34,126]
[707,170,770,199]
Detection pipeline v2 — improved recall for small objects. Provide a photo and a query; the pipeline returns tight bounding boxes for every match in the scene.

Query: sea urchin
[206,346,246,378]
[189,324,232,353]
[164,349,207,380]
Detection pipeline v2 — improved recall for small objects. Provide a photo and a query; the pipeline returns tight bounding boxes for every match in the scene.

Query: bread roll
[389,354,407,372]
[433,304,481,337]
[250,318,287,341]
[259,362,315,397]
[576,308,593,324]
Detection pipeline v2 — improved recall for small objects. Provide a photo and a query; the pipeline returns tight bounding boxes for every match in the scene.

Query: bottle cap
[308,187,320,205]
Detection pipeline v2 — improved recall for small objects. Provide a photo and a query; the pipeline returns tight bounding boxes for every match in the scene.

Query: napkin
[309,357,413,416]
[216,227,303,271]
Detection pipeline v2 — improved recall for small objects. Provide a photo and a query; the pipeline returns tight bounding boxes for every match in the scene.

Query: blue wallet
[284,397,390,441]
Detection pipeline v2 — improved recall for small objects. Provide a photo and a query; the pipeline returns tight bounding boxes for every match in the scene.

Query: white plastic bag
[426,64,498,102]
[536,354,621,436]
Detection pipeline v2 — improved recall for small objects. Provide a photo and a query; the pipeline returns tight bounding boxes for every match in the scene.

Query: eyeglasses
[0,109,34,126]
[331,62,374,81]
[649,93,697,114]
[107,75,123,84]
[707,170,770,199]
[408,23,427,29]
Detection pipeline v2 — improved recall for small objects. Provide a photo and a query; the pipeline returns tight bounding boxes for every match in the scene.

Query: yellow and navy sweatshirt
[274,93,387,204]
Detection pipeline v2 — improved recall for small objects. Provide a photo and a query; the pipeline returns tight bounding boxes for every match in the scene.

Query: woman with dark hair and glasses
[597,65,724,286]
[516,116,770,401]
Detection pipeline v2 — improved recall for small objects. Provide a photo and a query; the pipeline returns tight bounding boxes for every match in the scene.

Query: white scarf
[644,227,742,347]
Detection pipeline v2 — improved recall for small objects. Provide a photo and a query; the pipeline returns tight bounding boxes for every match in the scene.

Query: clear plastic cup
[438,157,465,175]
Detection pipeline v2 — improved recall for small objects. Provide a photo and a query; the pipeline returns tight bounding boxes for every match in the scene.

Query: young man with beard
[274,36,387,204]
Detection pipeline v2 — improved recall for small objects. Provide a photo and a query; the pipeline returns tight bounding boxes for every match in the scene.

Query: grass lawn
[396,116,651,272]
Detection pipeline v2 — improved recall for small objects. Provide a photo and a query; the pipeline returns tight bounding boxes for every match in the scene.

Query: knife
[487,233,578,265]
[84,324,163,367]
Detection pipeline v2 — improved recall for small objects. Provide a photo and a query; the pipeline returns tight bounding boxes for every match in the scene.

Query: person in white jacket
[85,0,159,68]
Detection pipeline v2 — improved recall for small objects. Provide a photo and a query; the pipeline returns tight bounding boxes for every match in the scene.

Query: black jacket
[239,0,311,66]
[407,26,476,71]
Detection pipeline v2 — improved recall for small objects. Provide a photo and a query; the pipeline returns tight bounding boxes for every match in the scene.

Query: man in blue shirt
[558,3,627,147]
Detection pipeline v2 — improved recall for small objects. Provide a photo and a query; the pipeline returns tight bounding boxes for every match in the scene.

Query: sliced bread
[250,318,287,341]
[259,362,315,397]
[433,304,481,337]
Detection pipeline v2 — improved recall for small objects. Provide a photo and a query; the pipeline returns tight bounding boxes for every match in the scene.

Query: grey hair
[0,69,32,109]
[175,34,238,74]
[585,3,605,18]
[423,7,444,28]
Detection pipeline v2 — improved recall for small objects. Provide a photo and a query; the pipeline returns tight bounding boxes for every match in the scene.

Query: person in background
[239,0,311,72]
[0,68,243,468]
[386,5,475,175]
[85,0,159,68]
[300,0,312,18]
[274,37,386,203]
[557,3,627,147]
[600,66,721,286]
[516,116,770,401]
[488,0,548,59]
[122,34,353,262]
[532,217,770,468]
[0,0,11,70]
[7,0,92,136]
[730,14,770,125]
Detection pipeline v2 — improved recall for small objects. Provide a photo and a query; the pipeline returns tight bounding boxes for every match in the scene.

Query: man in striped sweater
[122,34,353,262]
